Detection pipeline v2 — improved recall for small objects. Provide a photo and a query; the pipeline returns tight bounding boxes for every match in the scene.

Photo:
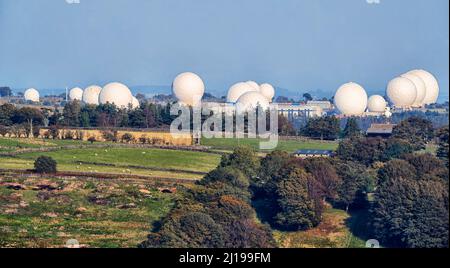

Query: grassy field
[0,147,222,180]
[273,208,368,248]
[201,137,338,153]
[0,176,176,248]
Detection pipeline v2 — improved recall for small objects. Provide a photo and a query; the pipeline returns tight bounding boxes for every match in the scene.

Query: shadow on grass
[344,209,372,248]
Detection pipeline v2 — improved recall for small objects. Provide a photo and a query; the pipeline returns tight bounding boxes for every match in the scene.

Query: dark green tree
[342,117,361,138]
[392,117,434,150]
[34,156,57,174]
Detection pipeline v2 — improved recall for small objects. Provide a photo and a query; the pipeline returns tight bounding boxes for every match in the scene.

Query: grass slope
[201,137,338,153]
[0,176,176,248]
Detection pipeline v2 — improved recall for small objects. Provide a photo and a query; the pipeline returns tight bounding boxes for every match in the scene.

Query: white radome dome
[367,95,387,113]
[82,85,102,105]
[407,69,439,105]
[172,72,205,106]
[259,83,275,102]
[227,82,258,103]
[99,82,133,108]
[131,96,140,109]
[69,87,83,101]
[246,81,260,91]
[386,77,417,108]
[24,88,40,102]
[236,91,270,113]
[334,82,368,116]
[400,73,426,107]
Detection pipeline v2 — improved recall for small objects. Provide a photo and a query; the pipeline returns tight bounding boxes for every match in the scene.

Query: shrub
[34,156,57,174]
[121,133,134,143]
[87,136,96,144]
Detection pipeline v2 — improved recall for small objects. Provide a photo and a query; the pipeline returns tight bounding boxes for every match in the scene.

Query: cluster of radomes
[65,83,140,109]
[227,81,275,112]
[334,69,439,116]
[387,69,439,108]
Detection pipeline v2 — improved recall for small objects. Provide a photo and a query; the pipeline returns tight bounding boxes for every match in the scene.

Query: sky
[0,0,448,101]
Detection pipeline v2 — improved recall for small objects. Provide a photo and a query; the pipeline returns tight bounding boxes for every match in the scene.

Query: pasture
[201,137,338,152]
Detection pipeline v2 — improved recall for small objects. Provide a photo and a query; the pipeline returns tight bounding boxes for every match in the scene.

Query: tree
[274,167,320,231]
[34,156,57,174]
[337,137,386,166]
[219,146,260,179]
[392,117,434,150]
[0,103,17,126]
[62,100,82,127]
[11,107,44,138]
[342,117,361,138]
[436,126,449,167]
[303,158,341,201]
[333,160,372,211]
[372,159,449,248]
[302,116,340,140]
[278,115,296,136]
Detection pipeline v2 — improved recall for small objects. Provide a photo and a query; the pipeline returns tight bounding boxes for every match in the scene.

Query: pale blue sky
[0,0,448,101]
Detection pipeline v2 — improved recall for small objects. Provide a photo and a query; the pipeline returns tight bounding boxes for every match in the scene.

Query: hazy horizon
[0,0,448,102]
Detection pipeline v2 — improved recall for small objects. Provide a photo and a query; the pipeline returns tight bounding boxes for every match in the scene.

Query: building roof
[366,123,397,134]
[294,149,334,156]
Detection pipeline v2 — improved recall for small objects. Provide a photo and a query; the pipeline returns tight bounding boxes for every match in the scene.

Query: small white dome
[69,87,83,101]
[334,82,368,116]
[131,96,140,109]
[172,72,205,106]
[24,88,40,102]
[386,77,417,108]
[400,73,426,107]
[82,85,102,105]
[259,83,275,102]
[246,81,260,91]
[227,82,258,103]
[407,69,439,105]
[99,82,133,108]
[367,95,387,113]
[236,91,270,113]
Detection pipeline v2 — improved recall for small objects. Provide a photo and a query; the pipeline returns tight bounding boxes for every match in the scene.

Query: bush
[88,136,96,144]
[34,156,57,174]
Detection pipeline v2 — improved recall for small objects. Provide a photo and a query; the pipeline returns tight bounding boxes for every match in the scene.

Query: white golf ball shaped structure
[386,77,417,108]
[236,91,270,113]
[172,72,205,106]
[367,95,387,113]
[82,85,102,105]
[99,82,133,108]
[24,88,40,102]
[400,73,426,107]
[69,87,83,101]
[407,69,439,105]
[259,83,275,102]
[227,82,258,103]
[334,82,368,116]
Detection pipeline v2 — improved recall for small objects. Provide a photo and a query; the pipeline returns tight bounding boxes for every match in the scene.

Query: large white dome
[227,82,258,103]
[334,82,368,116]
[99,82,133,108]
[386,77,417,108]
[236,91,270,113]
[246,81,260,91]
[172,72,205,106]
[400,73,426,107]
[259,83,275,102]
[24,88,39,102]
[407,69,439,105]
[130,96,140,109]
[82,85,102,105]
[367,95,387,113]
[69,87,83,101]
